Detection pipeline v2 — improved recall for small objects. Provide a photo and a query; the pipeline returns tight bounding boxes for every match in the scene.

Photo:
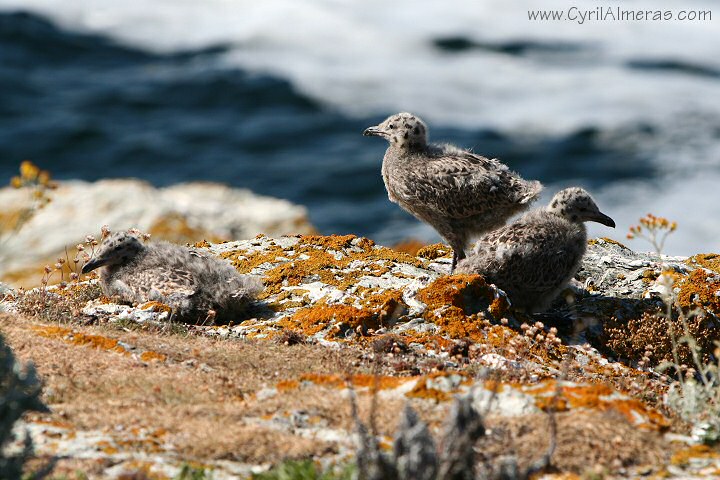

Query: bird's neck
[387,143,426,163]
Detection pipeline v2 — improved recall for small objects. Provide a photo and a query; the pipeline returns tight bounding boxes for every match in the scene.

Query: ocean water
[0,0,718,255]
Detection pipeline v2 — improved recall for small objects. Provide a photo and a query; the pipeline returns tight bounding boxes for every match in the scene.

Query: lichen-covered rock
[0,179,314,286]
[576,239,720,364]
[3,235,720,479]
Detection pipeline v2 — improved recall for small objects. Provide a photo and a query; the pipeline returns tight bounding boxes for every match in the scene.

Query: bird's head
[81,231,145,274]
[363,112,428,150]
[547,187,615,227]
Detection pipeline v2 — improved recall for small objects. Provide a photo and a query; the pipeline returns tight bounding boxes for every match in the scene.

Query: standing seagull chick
[364,112,542,271]
[81,232,262,323]
[456,187,615,313]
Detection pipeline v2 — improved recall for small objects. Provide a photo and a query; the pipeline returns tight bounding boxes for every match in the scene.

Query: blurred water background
[0,0,718,255]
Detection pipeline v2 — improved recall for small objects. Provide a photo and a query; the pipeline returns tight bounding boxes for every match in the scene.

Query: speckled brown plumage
[82,231,262,322]
[456,187,615,313]
[364,112,542,271]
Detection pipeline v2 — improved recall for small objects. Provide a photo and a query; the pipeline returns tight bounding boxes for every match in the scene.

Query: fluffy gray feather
[82,231,262,323]
[364,112,542,271]
[456,187,615,313]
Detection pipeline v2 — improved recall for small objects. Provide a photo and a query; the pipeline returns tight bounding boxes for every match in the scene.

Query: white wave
[1,0,718,132]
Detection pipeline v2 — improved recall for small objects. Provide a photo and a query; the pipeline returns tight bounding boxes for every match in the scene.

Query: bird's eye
[389,124,396,129]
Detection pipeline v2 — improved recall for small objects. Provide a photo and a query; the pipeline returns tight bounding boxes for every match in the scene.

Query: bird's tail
[230,275,264,301]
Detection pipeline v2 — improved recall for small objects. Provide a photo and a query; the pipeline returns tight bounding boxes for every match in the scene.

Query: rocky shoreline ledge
[0,179,315,287]
[1,234,720,478]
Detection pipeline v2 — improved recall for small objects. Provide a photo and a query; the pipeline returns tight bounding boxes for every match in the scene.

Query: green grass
[252,460,354,480]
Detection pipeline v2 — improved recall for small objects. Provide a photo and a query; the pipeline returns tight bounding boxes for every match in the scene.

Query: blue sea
[0,0,718,256]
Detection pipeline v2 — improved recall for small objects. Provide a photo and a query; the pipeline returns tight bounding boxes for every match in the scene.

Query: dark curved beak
[363,126,384,137]
[81,257,106,274]
[591,212,616,228]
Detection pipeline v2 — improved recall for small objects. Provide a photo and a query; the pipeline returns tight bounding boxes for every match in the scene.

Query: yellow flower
[38,170,51,186]
[20,160,40,181]
[10,176,22,188]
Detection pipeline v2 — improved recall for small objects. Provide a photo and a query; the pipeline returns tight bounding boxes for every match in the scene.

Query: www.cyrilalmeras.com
[528,6,712,24]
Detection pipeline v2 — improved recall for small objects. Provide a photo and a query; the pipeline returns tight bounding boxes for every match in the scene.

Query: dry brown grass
[1,313,357,464]
[479,410,668,475]
[0,311,692,476]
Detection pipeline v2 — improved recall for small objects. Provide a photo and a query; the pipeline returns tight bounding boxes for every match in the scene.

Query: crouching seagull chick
[456,187,615,313]
[364,112,542,271]
[82,231,262,323]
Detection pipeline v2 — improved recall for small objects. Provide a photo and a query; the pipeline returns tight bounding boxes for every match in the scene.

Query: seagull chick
[364,112,542,271]
[81,231,262,323]
[456,187,615,313]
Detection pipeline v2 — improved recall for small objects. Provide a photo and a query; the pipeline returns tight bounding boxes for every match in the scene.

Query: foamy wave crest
[0,0,717,131]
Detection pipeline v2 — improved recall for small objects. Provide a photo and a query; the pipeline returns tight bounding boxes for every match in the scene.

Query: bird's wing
[474,221,581,289]
[398,150,539,219]
[133,267,197,300]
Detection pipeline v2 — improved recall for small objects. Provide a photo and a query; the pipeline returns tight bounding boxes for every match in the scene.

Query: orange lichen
[677,269,720,314]
[405,372,469,402]
[193,239,212,248]
[430,309,485,342]
[279,304,378,337]
[276,379,300,392]
[281,373,410,391]
[417,274,496,340]
[32,325,170,363]
[687,253,720,274]
[417,274,491,311]
[391,239,426,256]
[32,325,127,354]
[140,301,173,314]
[670,445,720,466]
[221,235,424,301]
[116,461,170,480]
[488,295,511,319]
[416,243,452,260]
[530,380,669,430]
[588,237,628,249]
[361,289,407,325]
[140,351,167,362]
[96,440,119,455]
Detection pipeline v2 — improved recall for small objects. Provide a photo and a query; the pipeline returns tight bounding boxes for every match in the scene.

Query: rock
[3,234,719,478]
[0,179,314,286]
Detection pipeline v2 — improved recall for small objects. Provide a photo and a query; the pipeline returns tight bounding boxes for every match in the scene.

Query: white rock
[0,179,313,280]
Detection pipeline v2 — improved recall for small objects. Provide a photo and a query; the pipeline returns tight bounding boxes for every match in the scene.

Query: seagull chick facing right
[456,187,615,313]
[82,231,262,323]
[364,112,542,271]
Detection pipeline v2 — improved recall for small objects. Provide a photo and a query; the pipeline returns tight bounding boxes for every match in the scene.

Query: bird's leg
[450,246,466,273]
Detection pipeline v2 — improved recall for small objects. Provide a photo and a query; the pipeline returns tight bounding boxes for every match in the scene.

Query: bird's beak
[363,126,385,137]
[591,211,616,228]
[81,257,107,274]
